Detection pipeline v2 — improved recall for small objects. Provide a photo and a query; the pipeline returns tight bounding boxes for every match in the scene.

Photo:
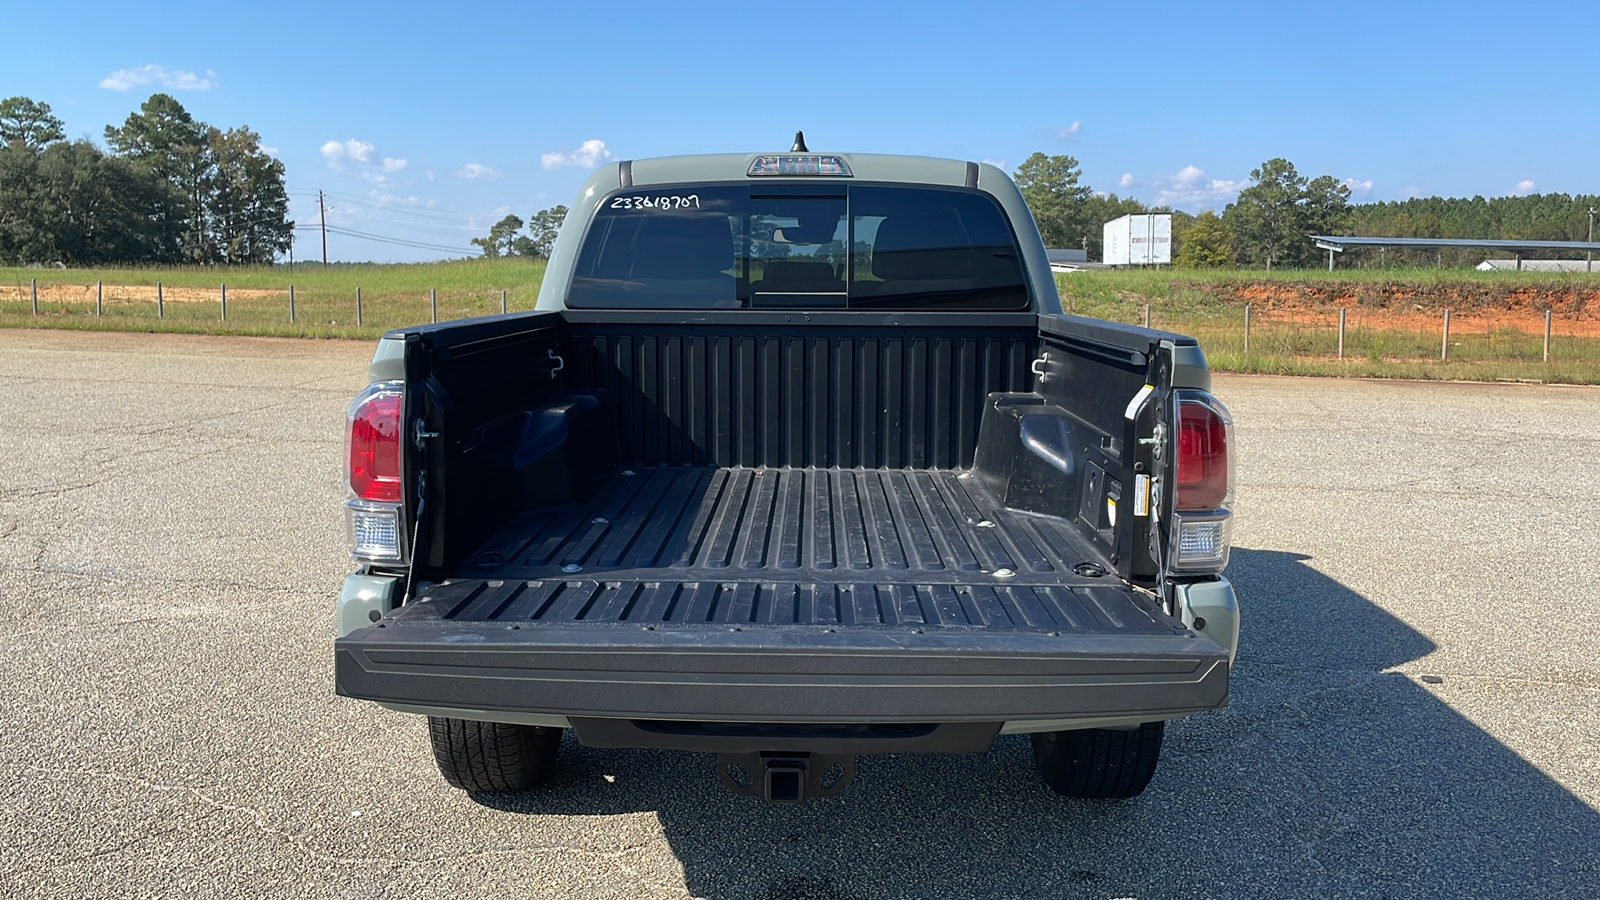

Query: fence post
[1544,308,1551,362]
[356,287,363,326]
[289,285,296,323]
[221,283,227,321]
[1441,309,1450,361]
[501,290,508,315]
[1338,307,1346,359]
[157,282,163,319]
[1142,303,1150,328]
[97,281,103,317]
[1243,304,1251,355]
[31,278,37,315]
[431,288,438,323]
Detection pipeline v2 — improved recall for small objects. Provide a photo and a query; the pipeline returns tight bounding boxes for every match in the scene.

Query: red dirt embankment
[1210,281,1600,337]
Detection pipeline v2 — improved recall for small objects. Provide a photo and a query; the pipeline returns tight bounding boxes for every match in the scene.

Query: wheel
[427,717,562,792]
[1030,721,1164,799]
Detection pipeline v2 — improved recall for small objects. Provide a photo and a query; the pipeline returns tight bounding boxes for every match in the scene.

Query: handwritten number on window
[609,195,701,211]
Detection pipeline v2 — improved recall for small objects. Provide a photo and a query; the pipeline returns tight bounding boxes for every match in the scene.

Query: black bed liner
[335,466,1229,723]
[454,466,1125,588]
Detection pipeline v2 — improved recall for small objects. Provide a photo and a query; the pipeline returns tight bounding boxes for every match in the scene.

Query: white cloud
[99,64,218,92]
[542,139,613,170]
[1049,121,1082,142]
[981,157,1007,171]
[321,139,407,185]
[321,139,373,166]
[1153,165,1247,210]
[456,163,502,181]
[1118,173,1135,188]
[1342,177,1374,199]
[1400,186,1422,199]
[1512,179,1537,197]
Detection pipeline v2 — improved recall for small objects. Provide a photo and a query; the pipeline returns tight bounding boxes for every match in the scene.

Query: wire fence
[5,279,1599,375]
[1,278,527,335]
[1132,302,1597,366]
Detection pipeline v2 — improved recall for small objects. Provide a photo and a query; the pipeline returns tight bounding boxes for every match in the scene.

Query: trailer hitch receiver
[717,752,856,804]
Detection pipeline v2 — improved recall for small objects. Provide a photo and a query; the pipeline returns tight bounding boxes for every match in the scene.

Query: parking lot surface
[2,329,1597,899]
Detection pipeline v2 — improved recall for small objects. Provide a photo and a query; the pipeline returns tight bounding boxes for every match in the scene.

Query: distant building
[1045,248,1101,274]
[1475,259,1597,273]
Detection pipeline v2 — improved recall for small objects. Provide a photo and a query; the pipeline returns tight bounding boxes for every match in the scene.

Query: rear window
[566,185,1029,310]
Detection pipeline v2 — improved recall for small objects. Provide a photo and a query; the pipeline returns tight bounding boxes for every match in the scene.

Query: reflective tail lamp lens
[1170,391,1234,574]
[345,382,407,563]
[347,504,404,561]
[1172,512,1232,570]
[1176,394,1233,511]
[348,386,404,503]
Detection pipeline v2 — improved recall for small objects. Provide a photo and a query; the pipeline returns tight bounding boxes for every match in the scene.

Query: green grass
[4,262,1598,383]
[1054,268,1600,384]
[0,258,547,340]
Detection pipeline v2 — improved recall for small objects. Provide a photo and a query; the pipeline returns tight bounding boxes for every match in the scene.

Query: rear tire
[1030,721,1164,799]
[428,717,562,792]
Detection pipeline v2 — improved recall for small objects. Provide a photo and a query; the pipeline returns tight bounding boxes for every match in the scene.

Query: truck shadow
[473,548,1600,898]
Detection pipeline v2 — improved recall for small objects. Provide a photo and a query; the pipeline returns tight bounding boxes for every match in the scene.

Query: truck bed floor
[427,467,1173,636]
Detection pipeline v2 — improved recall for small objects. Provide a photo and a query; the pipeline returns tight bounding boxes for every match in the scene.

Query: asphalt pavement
[1,329,1596,899]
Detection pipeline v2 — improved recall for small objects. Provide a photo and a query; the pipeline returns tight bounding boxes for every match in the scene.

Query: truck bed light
[748,155,853,177]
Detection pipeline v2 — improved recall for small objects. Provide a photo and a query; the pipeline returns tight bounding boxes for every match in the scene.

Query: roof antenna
[791,131,809,152]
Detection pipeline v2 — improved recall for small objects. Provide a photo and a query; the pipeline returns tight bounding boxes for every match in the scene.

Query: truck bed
[429,466,1162,629]
[336,466,1229,724]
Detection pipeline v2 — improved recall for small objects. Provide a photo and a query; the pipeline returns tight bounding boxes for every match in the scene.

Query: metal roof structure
[1311,235,1600,272]
[1476,259,1599,273]
[1312,236,1600,253]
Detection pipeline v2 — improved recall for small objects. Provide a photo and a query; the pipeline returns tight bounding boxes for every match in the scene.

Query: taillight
[1176,397,1231,510]
[345,382,407,563]
[349,388,404,502]
[1170,391,1234,573]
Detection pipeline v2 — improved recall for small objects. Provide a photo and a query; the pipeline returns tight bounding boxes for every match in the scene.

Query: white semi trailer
[1103,214,1172,266]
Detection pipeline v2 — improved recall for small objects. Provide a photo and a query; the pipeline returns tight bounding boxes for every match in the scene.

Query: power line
[344,216,483,233]
[323,225,474,255]
[321,190,494,218]
[323,196,498,226]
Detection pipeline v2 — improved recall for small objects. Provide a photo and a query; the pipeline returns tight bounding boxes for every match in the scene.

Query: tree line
[0,94,291,266]
[472,208,568,259]
[1013,152,1598,269]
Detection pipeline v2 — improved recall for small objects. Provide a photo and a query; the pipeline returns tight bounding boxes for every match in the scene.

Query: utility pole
[319,190,328,266]
[1588,207,1594,274]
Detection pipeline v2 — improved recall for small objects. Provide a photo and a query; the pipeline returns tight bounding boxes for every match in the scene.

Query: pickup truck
[334,141,1240,805]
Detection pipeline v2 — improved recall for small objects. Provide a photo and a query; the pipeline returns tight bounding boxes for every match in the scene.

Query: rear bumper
[335,622,1230,724]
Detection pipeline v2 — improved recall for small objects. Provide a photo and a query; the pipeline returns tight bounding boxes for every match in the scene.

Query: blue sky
[5,0,1594,262]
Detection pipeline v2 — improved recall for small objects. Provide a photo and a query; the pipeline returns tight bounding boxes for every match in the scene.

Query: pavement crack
[13,767,691,895]
[0,437,255,502]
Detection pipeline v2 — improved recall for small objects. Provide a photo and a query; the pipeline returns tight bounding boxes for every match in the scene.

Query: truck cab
[334,143,1239,804]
